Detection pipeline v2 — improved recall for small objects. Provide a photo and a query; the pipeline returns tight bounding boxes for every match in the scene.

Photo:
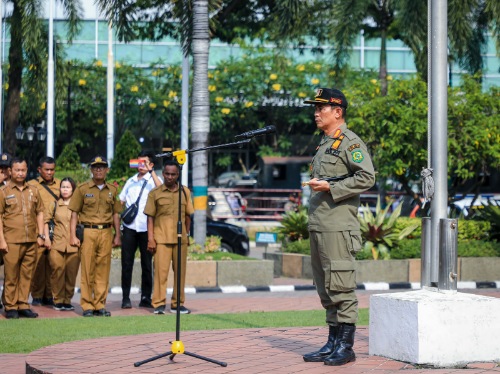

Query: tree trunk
[379,28,388,96]
[191,0,210,245]
[3,2,24,154]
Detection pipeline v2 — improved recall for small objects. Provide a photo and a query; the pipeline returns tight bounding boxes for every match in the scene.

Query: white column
[106,22,114,162]
[181,54,189,185]
[46,0,55,157]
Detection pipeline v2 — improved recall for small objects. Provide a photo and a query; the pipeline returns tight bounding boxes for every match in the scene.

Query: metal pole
[438,218,458,292]
[430,0,448,285]
[421,217,432,287]
[47,0,55,157]
[106,22,114,162]
[181,53,189,186]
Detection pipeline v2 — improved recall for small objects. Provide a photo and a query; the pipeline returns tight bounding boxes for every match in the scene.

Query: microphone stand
[134,139,250,369]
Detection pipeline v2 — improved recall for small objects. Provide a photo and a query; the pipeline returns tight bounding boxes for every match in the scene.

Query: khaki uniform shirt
[68,180,121,224]
[144,185,194,244]
[0,181,45,243]
[28,177,61,211]
[45,199,77,253]
[308,123,376,232]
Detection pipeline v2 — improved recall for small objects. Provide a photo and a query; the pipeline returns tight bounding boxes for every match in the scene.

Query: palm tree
[3,0,82,154]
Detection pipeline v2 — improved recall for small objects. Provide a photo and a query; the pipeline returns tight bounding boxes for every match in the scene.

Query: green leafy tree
[109,130,142,179]
[56,143,81,170]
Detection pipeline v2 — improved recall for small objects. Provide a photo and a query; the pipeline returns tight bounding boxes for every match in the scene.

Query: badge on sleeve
[351,150,364,163]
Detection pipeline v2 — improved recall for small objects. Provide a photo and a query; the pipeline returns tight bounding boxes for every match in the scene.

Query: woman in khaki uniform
[44,177,80,311]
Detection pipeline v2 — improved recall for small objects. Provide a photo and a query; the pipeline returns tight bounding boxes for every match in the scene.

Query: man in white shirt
[119,151,161,309]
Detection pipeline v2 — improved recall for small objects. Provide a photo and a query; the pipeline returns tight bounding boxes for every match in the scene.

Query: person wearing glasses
[69,156,122,317]
[302,88,375,367]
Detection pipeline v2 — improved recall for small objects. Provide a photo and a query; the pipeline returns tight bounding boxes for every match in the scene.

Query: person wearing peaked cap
[302,88,376,367]
[0,153,12,185]
[68,155,122,317]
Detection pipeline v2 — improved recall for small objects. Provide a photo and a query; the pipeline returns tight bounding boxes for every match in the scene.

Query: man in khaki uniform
[28,156,61,306]
[302,88,375,366]
[0,157,45,319]
[144,160,194,315]
[0,152,12,311]
[69,156,121,317]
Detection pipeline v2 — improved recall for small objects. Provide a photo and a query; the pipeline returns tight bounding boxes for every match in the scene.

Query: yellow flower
[270,73,278,80]
[20,92,24,98]
[4,83,8,90]
[297,65,305,71]
[29,64,35,71]
[40,103,46,110]
[215,96,224,103]
[272,83,281,91]
[244,101,254,108]
[387,75,393,81]
[149,103,157,109]
[329,71,336,76]
[97,118,104,124]
[221,108,231,114]
[376,88,380,94]
[314,64,321,70]
[115,83,122,90]
[115,62,122,69]
[163,100,171,107]
[79,79,86,86]
[95,60,103,67]
[152,70,158,76]
[208,72,214,79]
[130,85,139,92]
[208,85,216,92]
[168,90,177,98]
[370,79,377,85]
[298,92,306,98]
[311,78,319,85]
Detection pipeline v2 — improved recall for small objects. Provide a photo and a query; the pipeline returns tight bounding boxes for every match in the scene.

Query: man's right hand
[0,239,8,254]
[147,238,156,254]
[70,236,81,247]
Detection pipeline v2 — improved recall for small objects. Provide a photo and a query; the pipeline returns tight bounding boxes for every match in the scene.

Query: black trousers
[121,227,153,299]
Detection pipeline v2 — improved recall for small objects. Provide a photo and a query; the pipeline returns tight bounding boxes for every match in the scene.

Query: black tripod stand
[134,139,251,368]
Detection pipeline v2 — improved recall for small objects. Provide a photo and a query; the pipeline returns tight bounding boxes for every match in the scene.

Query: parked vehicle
[450,194,500,217]
[191,218,250,256]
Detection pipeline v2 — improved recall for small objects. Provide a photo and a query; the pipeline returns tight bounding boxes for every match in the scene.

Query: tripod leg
[134,351,173,367]
[184,351,227,367]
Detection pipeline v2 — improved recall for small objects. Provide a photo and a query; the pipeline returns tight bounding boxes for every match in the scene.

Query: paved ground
[2,284,500,373]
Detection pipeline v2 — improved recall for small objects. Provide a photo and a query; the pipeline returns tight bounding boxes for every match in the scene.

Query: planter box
[104,259,274,290]
[264,253,500,283]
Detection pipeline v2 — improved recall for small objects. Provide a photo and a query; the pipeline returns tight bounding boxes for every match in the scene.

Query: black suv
[192,219,250,256]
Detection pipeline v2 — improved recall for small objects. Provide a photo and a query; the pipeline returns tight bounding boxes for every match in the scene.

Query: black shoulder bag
[41,184,59,242]
[121,178,148,224]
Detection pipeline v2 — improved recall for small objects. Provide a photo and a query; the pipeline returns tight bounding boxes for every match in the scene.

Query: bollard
[421,217,432,287]
[438,218,458,292]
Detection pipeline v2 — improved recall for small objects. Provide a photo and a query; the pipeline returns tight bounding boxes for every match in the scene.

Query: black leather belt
[83,224,111,229]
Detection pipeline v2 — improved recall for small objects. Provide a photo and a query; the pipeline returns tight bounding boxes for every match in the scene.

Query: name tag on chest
[325,148,340,156]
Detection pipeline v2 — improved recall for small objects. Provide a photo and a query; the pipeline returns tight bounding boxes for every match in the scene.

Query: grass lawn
[0,309,368,353]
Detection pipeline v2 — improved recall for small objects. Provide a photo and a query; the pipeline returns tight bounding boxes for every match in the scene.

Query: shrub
[274,207,309,243]
[109,130,142,179]
[458,240,500,257]
[283,239,310,255]
[393,217,422,239]
[458,220,491,241]
[390,239,421,259]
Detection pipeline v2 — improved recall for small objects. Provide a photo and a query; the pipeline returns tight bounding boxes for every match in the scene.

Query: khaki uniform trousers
[79,228,113,311]
[152,243,187,309]
[309,231,358,325]
[3,243,36,311]
[31,246,52,299]
[49,249,80,305]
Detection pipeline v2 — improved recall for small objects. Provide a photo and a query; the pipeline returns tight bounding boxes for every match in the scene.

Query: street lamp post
[15,121,47,179]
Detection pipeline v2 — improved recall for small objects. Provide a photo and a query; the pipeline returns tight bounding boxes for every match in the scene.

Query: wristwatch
[37,234,46,240]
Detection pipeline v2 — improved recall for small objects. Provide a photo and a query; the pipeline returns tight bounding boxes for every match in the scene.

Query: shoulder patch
[351,150,364,163]
[348,143,360,152]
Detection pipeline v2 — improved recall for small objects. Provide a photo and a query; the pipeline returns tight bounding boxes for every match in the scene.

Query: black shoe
[83,309,94,317]
[303,325,339,362]
[18,309,39,318]
[94,308,111,317]
[31,298,42,306]
[139,296,153,308]
[5,310,19,319]
[324,324,356,366]
[121,298,132,309]
[53,303,65,311]
[63,304,75,311]
[154,305,165,315]
[170,306,191,314]
[42,297,54,306]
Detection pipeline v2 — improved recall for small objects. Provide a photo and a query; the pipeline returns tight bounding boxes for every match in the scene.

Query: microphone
[234,125,276,140]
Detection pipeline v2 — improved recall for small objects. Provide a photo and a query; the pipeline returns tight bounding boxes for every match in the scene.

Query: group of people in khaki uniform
[0,152,194,318]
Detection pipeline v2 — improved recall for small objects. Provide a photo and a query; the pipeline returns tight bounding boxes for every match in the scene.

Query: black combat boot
[324,323,356,366]
[303,325,339,362]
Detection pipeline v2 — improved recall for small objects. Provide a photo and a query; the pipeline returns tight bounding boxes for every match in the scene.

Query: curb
[103,281,500,295]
